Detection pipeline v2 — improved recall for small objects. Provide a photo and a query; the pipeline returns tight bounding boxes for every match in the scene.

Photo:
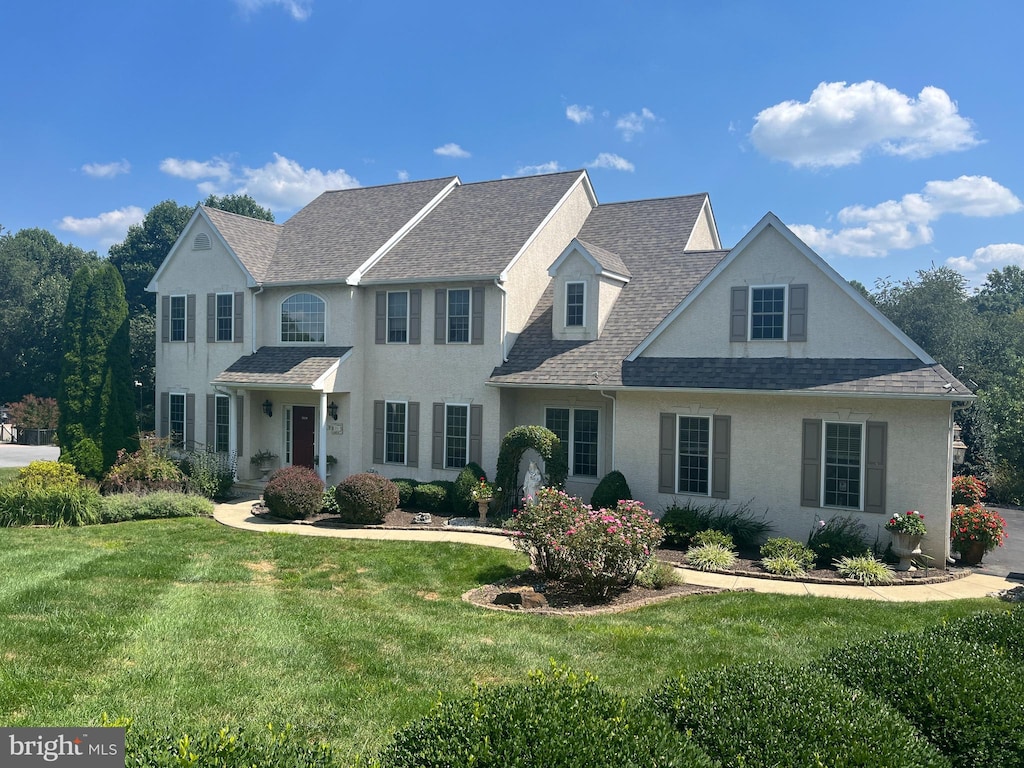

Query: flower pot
[476,498,491,523]
[891,532,923,571]
[958,539,986,566]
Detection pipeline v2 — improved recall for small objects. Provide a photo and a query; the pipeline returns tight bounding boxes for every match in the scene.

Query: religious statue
[523,460,542,505]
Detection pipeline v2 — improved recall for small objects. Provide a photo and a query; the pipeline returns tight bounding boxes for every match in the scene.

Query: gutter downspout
[600,390,616,470]
[494,278,509,362]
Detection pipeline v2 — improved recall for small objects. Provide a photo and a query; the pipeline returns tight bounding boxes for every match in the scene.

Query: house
[148,169,971,565]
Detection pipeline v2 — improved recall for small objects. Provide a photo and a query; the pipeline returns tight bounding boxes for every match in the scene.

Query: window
[545,407,599,478]
[216,293,234,342]
[169,393,186,449]
[677,416,710,495]
[170,295,186,342]
[750,286,785,340]
[824,422,862,509]
[387,292,408,343]
[566,282,585,327]
[445,404,469,469]
[385,401,407,464]
[214,394,230,453]
[447,289,470,343]
[281,293,325,342]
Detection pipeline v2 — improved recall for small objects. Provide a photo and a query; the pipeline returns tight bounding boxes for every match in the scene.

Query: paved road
[970,505,1024,580]
[0,444,60,467]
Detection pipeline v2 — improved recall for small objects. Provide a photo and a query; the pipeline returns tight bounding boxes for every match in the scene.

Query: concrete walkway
[213,498,1020,603]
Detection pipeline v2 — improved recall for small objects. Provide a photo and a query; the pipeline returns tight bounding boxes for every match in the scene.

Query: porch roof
[212,346,352,389]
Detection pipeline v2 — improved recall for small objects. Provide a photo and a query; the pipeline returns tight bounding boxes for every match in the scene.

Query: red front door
[292,406,316,468]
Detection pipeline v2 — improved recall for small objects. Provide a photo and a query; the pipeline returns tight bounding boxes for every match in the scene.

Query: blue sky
[2,0,1021,291]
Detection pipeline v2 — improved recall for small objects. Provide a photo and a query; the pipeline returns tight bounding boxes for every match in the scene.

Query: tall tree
[203,193,274,222]
[58,262,138,477]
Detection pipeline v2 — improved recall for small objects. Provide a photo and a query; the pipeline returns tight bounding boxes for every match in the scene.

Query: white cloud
[947,243,1024,274]
[616,107,655,141]
[160,157,233,182]
[57,206,145,246]
[751,81,980,168]
[434,143,471,159]
[234,0,312,21]
[397,170,410,182]
[587,153,635,172]
[236,153,359,209]
[791,175,1023,258]
[81,160,130,178]
[566,104,593,124]
[515,161,563,176]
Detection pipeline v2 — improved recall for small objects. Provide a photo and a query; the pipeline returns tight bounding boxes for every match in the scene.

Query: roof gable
[548,239,631,283]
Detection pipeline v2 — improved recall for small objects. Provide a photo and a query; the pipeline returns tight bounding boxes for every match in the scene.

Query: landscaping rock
[493,587,549,609]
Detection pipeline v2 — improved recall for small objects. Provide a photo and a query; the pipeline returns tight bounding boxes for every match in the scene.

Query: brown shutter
[469,404,483,465]
[206,294,216,342]
[372,400,385,463]
[730,287,748,342]
[658,413,676,493]
[159,391,169,437]
[407,402,419,467]
[409,289,421,345]
[234,291,244,343]
[161,296,170,342]
[186,294,196,343]
[788,284,808,342]
[801,419,822,507]
[375,292,386,344]
[471,287,484,345]
[711,415,730,499]
[864,421,887,515]
[434,289,446,344]
[432,402,444,468]
[206,394,215,448]
[236,395,244,455]
[185,393,196,449]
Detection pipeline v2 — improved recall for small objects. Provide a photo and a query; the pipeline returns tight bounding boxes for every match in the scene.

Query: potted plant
[884,510,927,571]
[314,454,338,477]
[250,449,278,481]
[951,503,1007,565]
[470,477,499,521]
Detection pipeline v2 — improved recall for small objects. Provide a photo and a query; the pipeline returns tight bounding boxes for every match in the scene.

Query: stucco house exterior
[148,169,971,565]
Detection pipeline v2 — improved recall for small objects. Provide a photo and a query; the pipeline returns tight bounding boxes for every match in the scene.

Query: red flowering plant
[952,475,987,506]
[883,510,927,536]
[950,503,1007,554]
[470,477,499,501]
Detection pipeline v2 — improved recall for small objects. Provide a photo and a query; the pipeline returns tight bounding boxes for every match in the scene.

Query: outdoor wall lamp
[262,399,273,418]
[327,401,338,421]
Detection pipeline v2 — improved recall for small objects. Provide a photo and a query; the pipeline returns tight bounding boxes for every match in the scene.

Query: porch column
[228,391,238,480]
[317,390,328,483]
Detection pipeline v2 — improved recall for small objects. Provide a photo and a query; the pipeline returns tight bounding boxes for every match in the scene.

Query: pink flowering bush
[506,487,665,600]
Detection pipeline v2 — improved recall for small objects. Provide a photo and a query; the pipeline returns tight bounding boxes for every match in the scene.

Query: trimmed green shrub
[685,543,737,571]
[335,472,399,524]
[819,631,1024,767]
[411,482,449,513]
[98,491,213,523]
[808,514,869,567]
[264,466,325,521]
[929,607,1024,662]
[658,503,702,548]
[760,537,816,575]
[692,529,734,549]
[650,661,950,768]
[659,500,772,550]
[0,482,101,526]
[16,460,87,490]
[453,462,487,515]
[101,440,186,494]
[834,554,894,585]
[391,478,419,508]
[590,470,632,510]
[634,560,685,589]
[378,664,716,768]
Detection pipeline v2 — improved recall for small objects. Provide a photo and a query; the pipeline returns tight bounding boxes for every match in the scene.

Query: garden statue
[523,460,542,505]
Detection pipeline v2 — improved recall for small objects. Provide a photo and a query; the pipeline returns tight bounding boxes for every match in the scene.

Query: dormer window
[566,282,585,327]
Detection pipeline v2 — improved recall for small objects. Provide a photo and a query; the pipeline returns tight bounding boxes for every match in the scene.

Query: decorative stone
[493,587,549,609]
[412,512,432,525]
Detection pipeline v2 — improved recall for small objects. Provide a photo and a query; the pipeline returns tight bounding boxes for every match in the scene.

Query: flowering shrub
[952,475,987,506]
[950,503,1007,553]
[101,439,185,494]
[506,488,664,600]
[884,510,927,536]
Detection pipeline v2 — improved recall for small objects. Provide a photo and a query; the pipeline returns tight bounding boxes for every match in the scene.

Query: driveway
[970,505,1024,581]
[0,444,60,467]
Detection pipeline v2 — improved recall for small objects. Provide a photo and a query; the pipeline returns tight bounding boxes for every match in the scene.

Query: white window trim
[214,393,230,453]
[446,288,472,344]
[169,392,187,449]
[545,406,601,479]
[565,281,586,328]
[676,414,712,496]
[444,402,470,469]
[280,292,328,345]
[749,284,787,341]
[216,292,235,342]
[385,399,408,465]
[169,294,187,342]
[386,291,409,345]
[821,420,866,511]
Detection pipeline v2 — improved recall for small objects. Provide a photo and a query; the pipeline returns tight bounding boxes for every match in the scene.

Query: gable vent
[193,232,212,250]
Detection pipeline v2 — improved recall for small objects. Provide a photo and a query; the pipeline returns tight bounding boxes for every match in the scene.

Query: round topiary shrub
[411,482,449,513]
[391,478,419,508]
[335,472,399,524]
[263,465,324,520]
[590,470,631,509]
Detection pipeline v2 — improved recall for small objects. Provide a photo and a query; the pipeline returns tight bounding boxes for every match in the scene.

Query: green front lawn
[0,518,997,760]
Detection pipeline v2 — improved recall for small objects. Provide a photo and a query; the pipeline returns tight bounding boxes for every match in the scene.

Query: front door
[292,406,316,468]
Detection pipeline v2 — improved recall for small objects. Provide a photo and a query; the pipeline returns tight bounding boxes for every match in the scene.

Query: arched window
[281,293,325,342]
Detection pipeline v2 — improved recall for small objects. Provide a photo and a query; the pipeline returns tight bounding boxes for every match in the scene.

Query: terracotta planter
[957,539,986,566]
[891,532,923,571]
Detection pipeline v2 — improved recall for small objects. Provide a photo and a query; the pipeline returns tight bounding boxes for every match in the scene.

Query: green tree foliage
[58,262,138,477]
[203,193,275,222]
[0,227,98,403]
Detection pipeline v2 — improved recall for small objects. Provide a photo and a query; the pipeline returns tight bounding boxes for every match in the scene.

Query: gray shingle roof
[363,171,586,282]
[213,346,351,387]
[490,194,725,386]
[620,358,972,396]
[576,239,631,278]
[202,206,283,282]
